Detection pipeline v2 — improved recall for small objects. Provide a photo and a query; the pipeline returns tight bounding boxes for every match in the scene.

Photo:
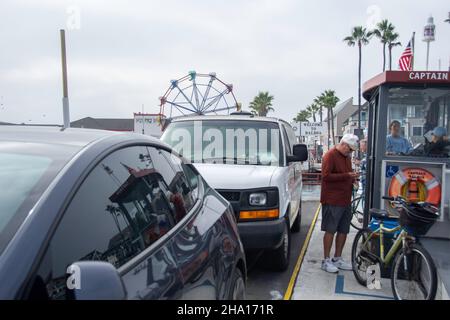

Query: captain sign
[409,72,449,81]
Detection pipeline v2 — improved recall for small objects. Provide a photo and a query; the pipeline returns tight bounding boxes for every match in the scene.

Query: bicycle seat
[369,208,390,220]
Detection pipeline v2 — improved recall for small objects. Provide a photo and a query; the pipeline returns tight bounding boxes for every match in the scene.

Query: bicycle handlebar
[382,195,437,211]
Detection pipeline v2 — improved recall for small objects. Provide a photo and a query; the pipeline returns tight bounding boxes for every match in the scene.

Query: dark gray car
[0,126,246,300]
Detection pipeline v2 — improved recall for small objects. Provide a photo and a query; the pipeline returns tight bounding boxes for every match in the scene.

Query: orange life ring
[388,168,441,206]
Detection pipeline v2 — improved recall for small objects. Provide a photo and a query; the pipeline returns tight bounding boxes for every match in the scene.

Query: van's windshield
[161,120,283,166]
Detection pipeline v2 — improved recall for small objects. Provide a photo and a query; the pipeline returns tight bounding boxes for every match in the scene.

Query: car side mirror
[287,144,308,163]
[67,261,127,300]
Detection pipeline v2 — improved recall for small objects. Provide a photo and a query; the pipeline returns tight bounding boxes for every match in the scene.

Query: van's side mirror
[67,261,127,300]
[287,144,308,163]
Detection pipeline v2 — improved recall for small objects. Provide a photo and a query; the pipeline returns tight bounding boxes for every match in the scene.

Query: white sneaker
[332,257,352,271]
[321,258,339,273]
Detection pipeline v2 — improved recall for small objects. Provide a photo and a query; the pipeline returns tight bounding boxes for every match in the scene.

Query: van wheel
[291,206,301,233]
[267,219,291,271]
[229,267,246,300]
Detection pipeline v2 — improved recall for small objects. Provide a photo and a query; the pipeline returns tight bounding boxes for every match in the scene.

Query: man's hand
[348,171,360,179]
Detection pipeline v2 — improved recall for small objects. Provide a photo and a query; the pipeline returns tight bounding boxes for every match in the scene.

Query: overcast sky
[0,0,449,125]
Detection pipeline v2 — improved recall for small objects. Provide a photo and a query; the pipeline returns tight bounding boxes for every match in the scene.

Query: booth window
[386,87,450,158]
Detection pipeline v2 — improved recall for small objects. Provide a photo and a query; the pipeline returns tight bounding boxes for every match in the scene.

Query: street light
[445,12,450,23]
[423,16,436,71]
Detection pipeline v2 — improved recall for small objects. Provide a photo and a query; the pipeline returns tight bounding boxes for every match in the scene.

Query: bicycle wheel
[352,229,377,286]
[350,196,365,230]
[391,243,437,300]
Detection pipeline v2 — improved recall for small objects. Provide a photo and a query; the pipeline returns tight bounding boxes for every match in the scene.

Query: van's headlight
[249,192,267,206]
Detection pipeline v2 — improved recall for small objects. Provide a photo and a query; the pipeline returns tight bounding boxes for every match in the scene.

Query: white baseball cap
[340,134,359,151]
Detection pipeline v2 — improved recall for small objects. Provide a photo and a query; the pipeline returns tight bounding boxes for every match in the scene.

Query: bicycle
[351,195,439,300]
[350,191,364,230]
[350,157,366,231]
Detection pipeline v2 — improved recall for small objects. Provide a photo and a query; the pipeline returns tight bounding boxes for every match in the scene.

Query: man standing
[321,134,359,273]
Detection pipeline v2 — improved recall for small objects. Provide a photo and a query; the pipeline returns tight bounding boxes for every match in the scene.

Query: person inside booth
[385,86,450,158]
[425,127,450,157]
[386,120,413,155]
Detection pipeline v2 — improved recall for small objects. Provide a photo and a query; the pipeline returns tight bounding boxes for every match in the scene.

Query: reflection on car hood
[193,163,277,190]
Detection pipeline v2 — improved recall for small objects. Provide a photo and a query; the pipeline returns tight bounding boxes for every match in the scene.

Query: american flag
[398,40,413,71]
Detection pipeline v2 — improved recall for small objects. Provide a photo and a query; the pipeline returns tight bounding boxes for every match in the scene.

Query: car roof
[0,125,168,157]
[0,125,118,147]
[170,115,284,124]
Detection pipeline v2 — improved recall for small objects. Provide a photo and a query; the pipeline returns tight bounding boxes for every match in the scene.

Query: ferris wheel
[159,71,238,127]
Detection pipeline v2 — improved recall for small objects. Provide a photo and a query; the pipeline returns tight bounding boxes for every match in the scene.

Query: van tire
[267,219,291,271]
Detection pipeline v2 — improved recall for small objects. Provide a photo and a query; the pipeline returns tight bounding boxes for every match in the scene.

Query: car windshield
[386,86,450,159]
[0,143,72,254]
[161,120,282,166]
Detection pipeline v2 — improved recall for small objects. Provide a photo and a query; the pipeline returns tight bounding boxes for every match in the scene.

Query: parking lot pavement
[245,200,320,300]
[291,206,395,300]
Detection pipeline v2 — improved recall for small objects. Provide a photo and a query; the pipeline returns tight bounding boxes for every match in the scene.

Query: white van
[161,113,308,270]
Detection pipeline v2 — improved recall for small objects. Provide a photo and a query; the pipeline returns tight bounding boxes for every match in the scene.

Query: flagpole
[411,32,415,71]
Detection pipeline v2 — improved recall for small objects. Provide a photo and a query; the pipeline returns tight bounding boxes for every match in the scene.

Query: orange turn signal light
[239,209,279,220]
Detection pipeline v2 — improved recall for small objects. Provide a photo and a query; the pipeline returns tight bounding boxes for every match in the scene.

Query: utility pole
[60,29,70,128]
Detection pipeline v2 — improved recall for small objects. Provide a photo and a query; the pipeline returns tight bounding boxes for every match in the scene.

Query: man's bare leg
[334,233,347,258]
[323,232,335,259]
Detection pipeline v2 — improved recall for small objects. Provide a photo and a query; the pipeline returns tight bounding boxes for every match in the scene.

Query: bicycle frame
[362,221,407,266]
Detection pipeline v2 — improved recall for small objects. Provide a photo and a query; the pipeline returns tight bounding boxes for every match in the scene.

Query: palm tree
[372,20,395,72]
[322,90,340,145]
[386,31,401,70]
[313,96,324,122]
[306,103,319,122]
[315,93,330,146]
[344,26,373,136]
[293,109,310,123]
[249,91,274,116]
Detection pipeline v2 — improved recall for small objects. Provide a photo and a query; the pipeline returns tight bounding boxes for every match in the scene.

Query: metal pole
[411,32,415,71]
[141,104,145,134]
[426,42,430,71]
[60,29,70,128]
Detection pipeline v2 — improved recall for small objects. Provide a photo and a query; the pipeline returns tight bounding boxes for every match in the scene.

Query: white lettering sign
[408,72,449,81]
[134,114,164,137]
[293,122,326,137]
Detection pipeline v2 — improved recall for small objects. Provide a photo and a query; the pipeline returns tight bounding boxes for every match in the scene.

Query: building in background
[324,98,355,143]
[71,117,134,132]
[2,114,165,138]
[323,97,370,144]
[342,102,369,138]
[71,114,164,138]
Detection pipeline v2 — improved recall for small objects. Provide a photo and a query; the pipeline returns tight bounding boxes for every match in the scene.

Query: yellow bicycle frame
[362,222,407,265]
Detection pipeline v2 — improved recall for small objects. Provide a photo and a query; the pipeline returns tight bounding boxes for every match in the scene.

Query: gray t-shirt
[386,135,412,154]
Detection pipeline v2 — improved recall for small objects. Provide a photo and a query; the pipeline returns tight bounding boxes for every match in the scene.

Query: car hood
[193,163,277,190]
